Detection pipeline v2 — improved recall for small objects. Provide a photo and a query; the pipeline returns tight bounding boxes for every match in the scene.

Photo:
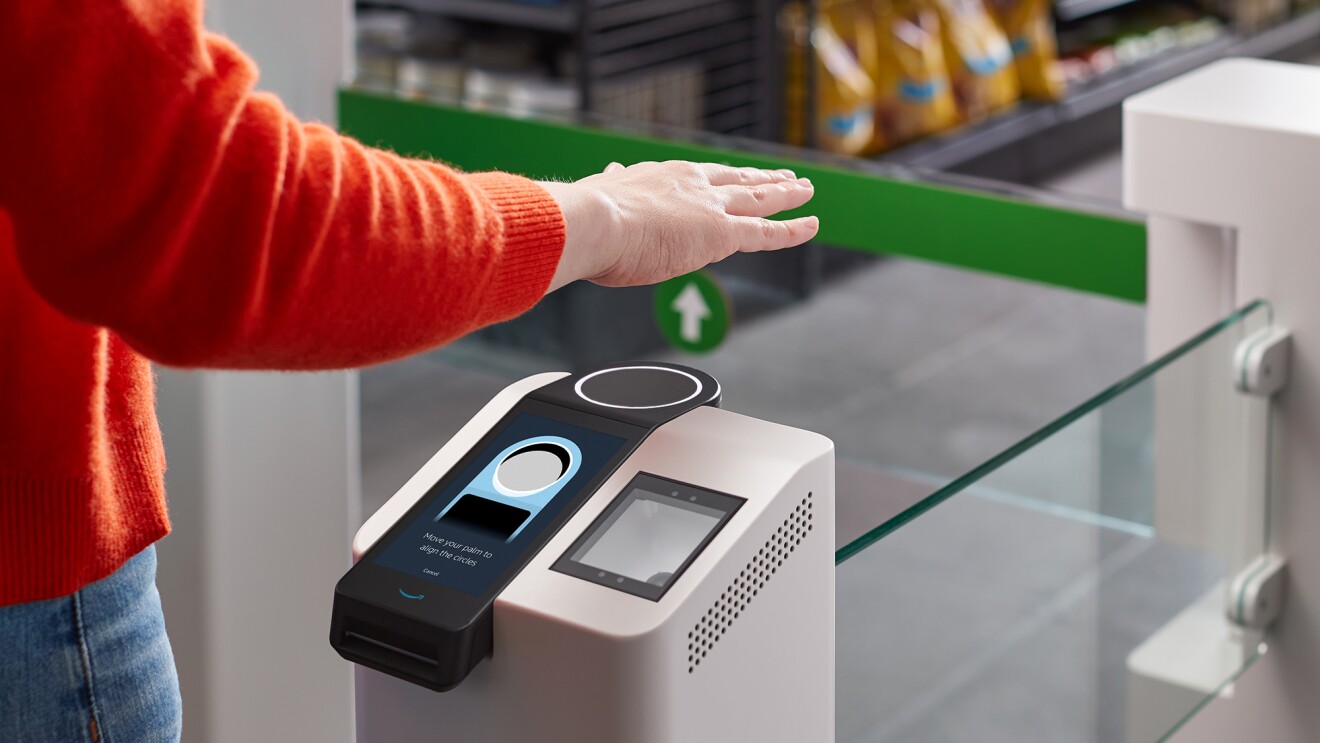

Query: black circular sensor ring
[574,366,703,410]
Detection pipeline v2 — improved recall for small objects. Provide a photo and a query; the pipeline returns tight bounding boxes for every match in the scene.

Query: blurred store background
[351,0,1320,181]
[342,0,1318,512]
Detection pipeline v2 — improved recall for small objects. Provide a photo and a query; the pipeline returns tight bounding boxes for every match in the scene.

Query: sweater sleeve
[0,1,565,369]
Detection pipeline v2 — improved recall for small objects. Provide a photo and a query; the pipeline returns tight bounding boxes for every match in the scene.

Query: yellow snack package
[781,1,811,147]
[869,0,960,149]
[989,0,1066,100]
[933,0,1020,120]
[781,0,876,154]
[851,1,891,153]
[817,0,879,154]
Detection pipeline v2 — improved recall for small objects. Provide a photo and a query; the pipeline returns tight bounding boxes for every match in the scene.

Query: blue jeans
[0,546,182,743]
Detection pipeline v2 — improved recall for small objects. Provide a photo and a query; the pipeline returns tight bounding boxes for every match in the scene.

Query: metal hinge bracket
[1234,327,1291,397]
[1227,555,1287,629]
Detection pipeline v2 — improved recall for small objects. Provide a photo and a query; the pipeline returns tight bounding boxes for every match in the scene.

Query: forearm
[120,103,566,369]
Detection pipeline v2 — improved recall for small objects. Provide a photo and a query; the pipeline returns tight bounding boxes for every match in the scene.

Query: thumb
[603,162,625,174]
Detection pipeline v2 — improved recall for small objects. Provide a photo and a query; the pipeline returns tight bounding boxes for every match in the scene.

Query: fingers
[732,215,820,252]
[721,179,815,218]
[702,163,801,187]
[603,162,626,174]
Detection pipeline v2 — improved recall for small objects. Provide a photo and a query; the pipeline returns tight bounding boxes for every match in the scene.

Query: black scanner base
[330,591,492,692]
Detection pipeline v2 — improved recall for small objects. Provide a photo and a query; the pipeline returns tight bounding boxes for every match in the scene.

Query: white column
[154,1,359,742]
[1142,216,1236,359]
[156,371,360,743]
[1125,57,1320,741]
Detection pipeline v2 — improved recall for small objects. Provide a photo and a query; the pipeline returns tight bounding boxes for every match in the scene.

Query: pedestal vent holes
[686,493,814,673]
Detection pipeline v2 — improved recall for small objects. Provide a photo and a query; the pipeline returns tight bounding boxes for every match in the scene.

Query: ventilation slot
[686,492,813,674]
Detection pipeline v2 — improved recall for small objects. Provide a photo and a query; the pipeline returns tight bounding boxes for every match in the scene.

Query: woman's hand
[539,161,818,292]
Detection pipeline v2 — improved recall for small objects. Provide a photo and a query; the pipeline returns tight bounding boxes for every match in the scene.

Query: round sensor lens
[574,366,702,409]
[496,443,571,495]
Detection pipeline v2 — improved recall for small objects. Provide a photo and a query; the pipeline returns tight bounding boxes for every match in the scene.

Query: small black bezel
[551,473,744,602]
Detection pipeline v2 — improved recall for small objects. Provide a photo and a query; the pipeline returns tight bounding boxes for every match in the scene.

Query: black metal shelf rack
[1054,0,1143,23]
[374,0,785,140]
[395,0,578,31]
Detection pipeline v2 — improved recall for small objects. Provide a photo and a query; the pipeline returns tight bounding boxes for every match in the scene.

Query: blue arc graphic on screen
[433,436,583,542]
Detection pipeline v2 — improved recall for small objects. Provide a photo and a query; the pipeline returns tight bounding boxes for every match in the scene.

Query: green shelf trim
[338,90,1147,302]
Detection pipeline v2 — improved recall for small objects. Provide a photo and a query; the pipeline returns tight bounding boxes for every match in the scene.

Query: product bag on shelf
[933,0,1020,120]
[781,0,877,154]
[781,0,811,146]
[850,1,892,152]
[867,0,960,150]
[989,0,1066,100]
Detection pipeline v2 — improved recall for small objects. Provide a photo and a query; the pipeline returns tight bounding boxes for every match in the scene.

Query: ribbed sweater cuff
[0,436,169,605]
[467,172,566,318]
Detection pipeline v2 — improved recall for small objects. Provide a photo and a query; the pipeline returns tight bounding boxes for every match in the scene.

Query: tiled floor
[359,146,1229,742]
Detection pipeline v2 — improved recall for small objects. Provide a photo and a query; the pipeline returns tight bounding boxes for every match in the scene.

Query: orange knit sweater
[0,2,565,604]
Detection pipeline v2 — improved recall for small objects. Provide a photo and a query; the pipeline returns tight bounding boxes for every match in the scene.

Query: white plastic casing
[353,374,836,743]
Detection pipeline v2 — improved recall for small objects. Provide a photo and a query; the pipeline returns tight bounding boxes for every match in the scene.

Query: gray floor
[836,494,1220,743]
[1036,152,1124,203]
[358,149,1227,742]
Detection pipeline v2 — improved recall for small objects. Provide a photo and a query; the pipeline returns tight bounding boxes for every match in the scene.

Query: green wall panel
[339,90,1146,303]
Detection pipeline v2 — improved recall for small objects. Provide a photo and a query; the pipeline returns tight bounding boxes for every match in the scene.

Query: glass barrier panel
[344,94,1162,547]
[836,300,1272,743]
[359,253,1147,532]
[357,245,1269,743]
[343,93,1159,545]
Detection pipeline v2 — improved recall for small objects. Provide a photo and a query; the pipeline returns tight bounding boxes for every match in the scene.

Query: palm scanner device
[331,363,835,742]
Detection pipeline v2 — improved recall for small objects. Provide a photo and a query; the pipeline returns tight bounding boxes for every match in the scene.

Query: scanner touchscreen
[371,412,627,596]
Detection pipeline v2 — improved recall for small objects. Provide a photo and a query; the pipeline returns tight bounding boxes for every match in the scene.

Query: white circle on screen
[495,443,572,495]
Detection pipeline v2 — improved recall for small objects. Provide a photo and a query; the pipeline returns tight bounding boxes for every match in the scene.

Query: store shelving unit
[367,0,1320,182]
[880,9,1320,181]
[393,0,578,31]
[367,0,784,139]
[1055,0,1142,23]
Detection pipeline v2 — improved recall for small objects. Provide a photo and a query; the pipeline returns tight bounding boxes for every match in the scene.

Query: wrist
[540,180,619,292]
